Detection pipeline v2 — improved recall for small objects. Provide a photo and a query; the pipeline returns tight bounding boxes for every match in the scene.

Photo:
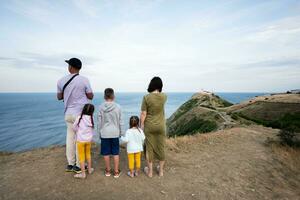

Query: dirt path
[217,111,236,129]
[1,126,299,200]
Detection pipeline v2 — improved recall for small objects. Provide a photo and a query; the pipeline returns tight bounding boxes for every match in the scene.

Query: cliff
[167,92,300,136]
[167,92,233,136]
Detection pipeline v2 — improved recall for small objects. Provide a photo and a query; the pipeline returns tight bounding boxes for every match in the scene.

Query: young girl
[72,103,95,179]
[121,116,145,177]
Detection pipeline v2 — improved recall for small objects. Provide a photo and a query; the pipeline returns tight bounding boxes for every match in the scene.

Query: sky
[0,0,299,93]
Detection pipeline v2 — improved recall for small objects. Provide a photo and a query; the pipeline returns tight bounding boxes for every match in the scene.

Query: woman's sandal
[74,173,86,179]
[156,165,163,177]
[143,166,152,178]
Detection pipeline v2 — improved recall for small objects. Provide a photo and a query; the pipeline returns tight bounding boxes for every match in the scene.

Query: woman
[140,77,167,177]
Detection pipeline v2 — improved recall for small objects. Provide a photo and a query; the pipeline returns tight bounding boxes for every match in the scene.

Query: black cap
[65,58,82,69]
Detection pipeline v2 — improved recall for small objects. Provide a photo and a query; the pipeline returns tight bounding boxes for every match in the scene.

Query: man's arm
[57,93,63,100]
[85,78,94,100]
[57,79,63,101]
[86,92,94,100]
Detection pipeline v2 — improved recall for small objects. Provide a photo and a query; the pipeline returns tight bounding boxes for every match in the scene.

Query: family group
[57,58,167,179]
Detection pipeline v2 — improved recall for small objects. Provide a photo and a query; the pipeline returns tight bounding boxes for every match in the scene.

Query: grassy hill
[167,92,300,137]
[227,94,300,132]
[167,92,233,136]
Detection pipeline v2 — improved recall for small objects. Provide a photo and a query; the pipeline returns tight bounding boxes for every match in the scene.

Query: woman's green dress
[141,93,167,161]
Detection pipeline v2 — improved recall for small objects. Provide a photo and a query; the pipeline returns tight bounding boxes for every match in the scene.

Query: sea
[0,92,266,152]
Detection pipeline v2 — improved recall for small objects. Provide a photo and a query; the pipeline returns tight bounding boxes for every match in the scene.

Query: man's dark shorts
[100,138,119,156]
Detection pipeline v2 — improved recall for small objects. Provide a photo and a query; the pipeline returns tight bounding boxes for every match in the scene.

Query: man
[57,58,94,173]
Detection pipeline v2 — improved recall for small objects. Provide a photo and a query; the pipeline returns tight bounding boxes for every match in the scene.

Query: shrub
[201,105,216,110]
[277,128,299,146]
[231,113,239,120]
[169,118,218,136]
[236,112,300,132]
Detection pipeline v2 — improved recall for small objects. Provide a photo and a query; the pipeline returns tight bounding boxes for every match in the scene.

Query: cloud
[71,0,165,19]
[72,0,100,18]
[243,16,300,44]
[241,57,300,69]
[0,57,14,61]
[1,1,299,92]
[5,0,56,24]
[0,52,100,71]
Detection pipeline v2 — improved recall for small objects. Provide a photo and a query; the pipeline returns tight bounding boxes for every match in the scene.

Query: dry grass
[269,143,300,173]
[1,126,300,200]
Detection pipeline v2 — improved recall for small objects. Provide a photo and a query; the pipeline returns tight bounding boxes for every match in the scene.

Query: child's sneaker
[65,165,73,172]
[114,170,121,178]
[104,169,111,177]
[72,165,82,174]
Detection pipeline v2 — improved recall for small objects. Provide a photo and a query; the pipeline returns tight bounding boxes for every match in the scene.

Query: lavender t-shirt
[57,74,93,116]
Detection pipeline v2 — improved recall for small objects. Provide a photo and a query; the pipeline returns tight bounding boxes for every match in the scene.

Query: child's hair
[104,88,114,100]
[129,116,141,132]
[78,103,95,128]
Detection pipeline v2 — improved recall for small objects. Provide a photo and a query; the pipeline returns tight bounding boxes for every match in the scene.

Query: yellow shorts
[77,142,91,163]
[128,152,141,170]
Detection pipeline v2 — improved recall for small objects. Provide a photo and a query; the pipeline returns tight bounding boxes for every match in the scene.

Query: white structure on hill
[290,89,300,94]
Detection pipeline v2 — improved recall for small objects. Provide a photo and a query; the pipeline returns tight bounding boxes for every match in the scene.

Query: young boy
[98,88,124,178]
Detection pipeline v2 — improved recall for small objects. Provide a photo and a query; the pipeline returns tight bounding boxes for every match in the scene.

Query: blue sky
[0,0,299,92]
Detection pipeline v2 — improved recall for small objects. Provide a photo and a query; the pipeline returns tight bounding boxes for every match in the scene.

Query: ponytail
[77,103,95,128]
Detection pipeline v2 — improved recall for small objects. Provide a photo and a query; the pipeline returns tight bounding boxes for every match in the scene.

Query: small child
[72,103,95,179]
[121,116,145,178]
[98,88,124,178]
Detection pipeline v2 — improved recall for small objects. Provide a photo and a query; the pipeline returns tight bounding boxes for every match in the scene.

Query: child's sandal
[127,171,134,178]
[104,169,111,177]
[74,173,86,179]
[113,170,121,178]
[88,168,94,174]
[134,171,139,177]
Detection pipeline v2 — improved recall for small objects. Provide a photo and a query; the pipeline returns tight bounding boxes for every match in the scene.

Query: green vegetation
[222,101,233,107]
[168,117,218,137]
[230,113,239,120]
[167,92,234,136]
[234,112,300,132]
[171,98,198,122]
[277,129,299,147]
[212,94,233,107]
[201,105,216,110]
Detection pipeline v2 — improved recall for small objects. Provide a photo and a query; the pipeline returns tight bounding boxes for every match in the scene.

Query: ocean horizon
[0,92,267,152]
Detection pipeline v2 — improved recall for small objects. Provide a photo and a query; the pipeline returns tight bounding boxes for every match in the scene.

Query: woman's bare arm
[140,111,147,130]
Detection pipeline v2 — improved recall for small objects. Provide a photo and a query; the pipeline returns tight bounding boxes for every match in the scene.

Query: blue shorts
[101,138,119,156]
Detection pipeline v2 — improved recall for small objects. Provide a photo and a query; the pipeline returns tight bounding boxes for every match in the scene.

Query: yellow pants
[77,142,91,163]
[128,152,141,170]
